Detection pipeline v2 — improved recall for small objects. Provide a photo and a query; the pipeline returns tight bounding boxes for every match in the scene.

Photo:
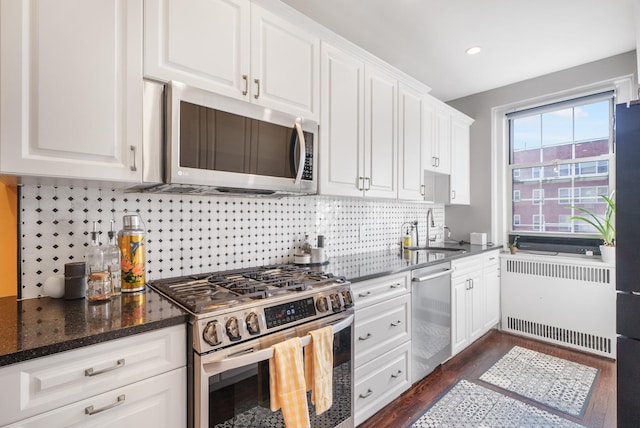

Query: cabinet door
[397,83,425,201]
[319,43,365,197]
[451,276,469,356]
[434,108,452,175]
[364,66,397,198]
[468,270,484,342]
[251,5,319,120]
[0,0,143,183]
[450,115,471,205]
[5,368,186,428]
[484,253,501,329]
[144,0,250,100]
[423,97,438,173]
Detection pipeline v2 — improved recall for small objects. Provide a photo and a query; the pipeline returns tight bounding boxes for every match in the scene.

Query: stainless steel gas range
[149,264,355,428]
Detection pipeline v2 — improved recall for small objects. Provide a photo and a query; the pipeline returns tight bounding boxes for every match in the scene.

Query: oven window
[208,328,352,428]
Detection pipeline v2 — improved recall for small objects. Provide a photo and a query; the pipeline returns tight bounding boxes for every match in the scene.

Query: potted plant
[568,191,615,264]
[507,236,519,255]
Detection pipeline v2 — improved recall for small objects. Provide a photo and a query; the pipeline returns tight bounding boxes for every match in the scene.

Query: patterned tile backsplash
[19,185,444,299]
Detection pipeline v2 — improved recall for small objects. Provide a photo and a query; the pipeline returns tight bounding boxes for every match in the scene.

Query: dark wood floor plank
[358,330,616,428]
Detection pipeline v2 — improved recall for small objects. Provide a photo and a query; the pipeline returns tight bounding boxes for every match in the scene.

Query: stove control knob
[315,296,329,313]
[203,321,223,346]
[329,293,342,312]
[341,290,353,308]
[225,317,242,341]
[246,312,261,335]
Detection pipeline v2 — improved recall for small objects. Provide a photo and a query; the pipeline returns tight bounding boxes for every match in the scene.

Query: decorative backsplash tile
[19,185,444,299]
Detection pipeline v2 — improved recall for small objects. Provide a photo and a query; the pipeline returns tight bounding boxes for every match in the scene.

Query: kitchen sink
[404,246,467,253]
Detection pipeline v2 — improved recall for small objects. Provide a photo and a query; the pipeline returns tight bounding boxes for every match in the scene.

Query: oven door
[194,311,354,428]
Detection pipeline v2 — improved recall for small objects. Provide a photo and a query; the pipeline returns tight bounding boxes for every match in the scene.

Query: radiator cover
[501,254,616,358]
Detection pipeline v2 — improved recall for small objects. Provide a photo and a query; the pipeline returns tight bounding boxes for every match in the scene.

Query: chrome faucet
[426,208,435,245]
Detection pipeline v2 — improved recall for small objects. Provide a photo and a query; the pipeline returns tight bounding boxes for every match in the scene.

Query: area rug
[479,345,598,418]
[410,379,584,428]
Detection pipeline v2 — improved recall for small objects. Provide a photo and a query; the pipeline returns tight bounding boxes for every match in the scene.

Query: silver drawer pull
[390,320,402,327]
[85,358,125,377]
[390,370,403,379]
[85,394,125,415]
[389,283,402,289]
[358,291,372,298]
[359,389,373,399]
[358,333,372,341]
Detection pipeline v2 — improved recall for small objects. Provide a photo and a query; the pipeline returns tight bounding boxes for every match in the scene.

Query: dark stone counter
[0,287,187,367]
[322,243,500,282]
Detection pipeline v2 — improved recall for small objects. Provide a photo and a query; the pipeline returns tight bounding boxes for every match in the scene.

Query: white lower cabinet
[5,367,186,428]
[451,250,500,356]
[0,325,186,428]
[353,272,411,425]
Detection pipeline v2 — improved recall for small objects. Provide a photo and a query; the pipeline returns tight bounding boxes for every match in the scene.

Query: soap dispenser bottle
[85,221,111,302]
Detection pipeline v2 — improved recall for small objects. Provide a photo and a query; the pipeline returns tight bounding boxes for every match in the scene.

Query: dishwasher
[411,261,453,384]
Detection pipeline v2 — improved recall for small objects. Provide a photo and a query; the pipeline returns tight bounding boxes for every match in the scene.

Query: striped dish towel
[269,337,310,428]
[305,326,334,415]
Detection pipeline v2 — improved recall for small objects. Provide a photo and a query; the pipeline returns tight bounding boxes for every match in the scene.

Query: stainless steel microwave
[139,80,318,196]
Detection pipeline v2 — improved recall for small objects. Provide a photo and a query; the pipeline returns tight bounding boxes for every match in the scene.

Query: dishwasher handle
[412,268,453,283]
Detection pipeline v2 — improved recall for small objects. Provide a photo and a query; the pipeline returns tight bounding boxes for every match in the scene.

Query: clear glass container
[105,220,122,296]
[85,221,111,302]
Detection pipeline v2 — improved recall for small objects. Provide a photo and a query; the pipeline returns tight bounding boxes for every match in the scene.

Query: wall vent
[506,316,612,355]
[501,256,615,358]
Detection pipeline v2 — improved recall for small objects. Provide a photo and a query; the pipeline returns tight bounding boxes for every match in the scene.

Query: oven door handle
[202,314,354,375]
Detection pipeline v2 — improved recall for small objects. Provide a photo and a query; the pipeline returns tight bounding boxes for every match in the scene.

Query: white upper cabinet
[450,114,473,205]
[0,0,143,183]
[364,65,397,198]
[319,43,365,198]
[397,83,426,201]
[144,0,319,120]
[320,44,397,199]
[431,105,453,175]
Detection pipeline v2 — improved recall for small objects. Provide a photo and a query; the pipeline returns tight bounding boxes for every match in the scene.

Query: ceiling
[280,0,638,101]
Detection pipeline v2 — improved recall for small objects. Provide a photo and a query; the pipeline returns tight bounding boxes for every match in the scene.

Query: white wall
[445,50,638,245]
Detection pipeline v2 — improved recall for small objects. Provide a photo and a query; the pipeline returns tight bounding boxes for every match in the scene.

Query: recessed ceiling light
[466,46,482,55]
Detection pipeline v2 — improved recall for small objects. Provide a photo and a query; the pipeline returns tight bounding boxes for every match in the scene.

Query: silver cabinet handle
[359,389,373,399]
[358,291,372,298]
[365,177,371,191]
[242,75,248,96]
[389,283,402,289]
[420,184,425,196]
[358,176,365,191]
[432,156,437,167]
[465,279,470,291]
[254,78,260,99]
[85,395,125,415]
[85,358,125,377]
[452,189,456,200]
[390,370,403,379]
[436,157,440,167]
[129,146,137,172]
[390,320,402,327]
[489,257,496,261]
[358,333,372,341]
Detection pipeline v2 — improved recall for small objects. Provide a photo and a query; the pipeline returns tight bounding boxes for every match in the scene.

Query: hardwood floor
[359,330,616,428]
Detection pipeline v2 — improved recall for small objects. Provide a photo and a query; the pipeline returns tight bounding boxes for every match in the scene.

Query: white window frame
[532,214,545,232]
[532,188,544,205]
[513,214,521,225]
[558,187,571,204]
[513,190,521,202]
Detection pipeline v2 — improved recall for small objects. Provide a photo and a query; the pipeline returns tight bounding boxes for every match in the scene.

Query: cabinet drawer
[482,250,500,269]
[451,253,483,278]
[354,342,411,426]
[0,324,186,426]
[355,294,411,367]
[352,272,410,309]
[5,367,186,428]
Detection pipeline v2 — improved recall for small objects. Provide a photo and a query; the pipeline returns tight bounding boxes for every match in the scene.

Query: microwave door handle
[201,313,354,375]
[292,120,306,185]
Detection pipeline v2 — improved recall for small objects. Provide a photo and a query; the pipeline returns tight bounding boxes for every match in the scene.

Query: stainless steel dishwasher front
[411,261,453,384]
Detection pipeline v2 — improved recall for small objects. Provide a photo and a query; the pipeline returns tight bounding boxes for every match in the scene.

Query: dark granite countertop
[0,287,188,367]
[323,243,500,283]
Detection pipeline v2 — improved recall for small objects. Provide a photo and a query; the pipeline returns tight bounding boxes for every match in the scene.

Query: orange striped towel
[269,337,310,428]
[304,326,334,415]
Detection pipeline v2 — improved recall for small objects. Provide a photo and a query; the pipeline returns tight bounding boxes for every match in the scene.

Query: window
[532,189,544,205]
[509,91,613,235]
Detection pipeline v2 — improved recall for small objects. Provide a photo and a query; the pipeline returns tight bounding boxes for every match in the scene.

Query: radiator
[501,254,616,358]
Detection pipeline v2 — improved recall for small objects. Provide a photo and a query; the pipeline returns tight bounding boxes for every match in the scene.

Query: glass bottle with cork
[119,213,146,292]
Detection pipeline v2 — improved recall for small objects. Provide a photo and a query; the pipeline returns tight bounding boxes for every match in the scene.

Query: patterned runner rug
[479,345,598,417]
[410,379,584,428]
